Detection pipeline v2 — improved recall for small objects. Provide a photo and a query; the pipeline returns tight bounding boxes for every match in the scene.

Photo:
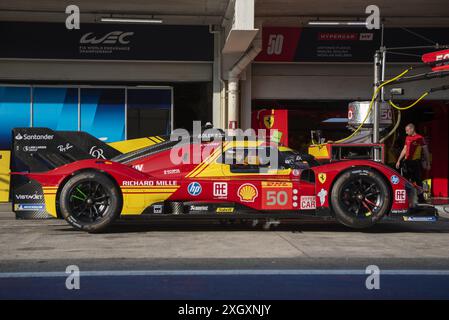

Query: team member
[395,123,431,202]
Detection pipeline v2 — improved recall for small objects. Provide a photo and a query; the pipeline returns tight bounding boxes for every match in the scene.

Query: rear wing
[10,127,168,219]
[12,127,122,173]
[11,127,123,219]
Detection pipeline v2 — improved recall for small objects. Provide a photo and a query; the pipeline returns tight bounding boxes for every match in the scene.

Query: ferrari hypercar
[11,127,437,232]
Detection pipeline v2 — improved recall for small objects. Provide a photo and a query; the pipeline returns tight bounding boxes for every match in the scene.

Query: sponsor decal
[213,182,228,198]
[15,193,43,201]
[164,169,181,175]
[122,180,177,187]
[292,169,300,176]
[89,146,106,159]
[57,143,73,152]
[189,205,209,212]
[14,204,45,211]
[122,180,152,186]
[133,164,144,171]
[262,181,292,209]
[23,145,46,152]
[187,182,202,196]
[391,209,408,214]
[238,183,258,202]
[216,207,234,213]
[390,175,400,185]
[153,205,163,214]
[395,189,406,203]
[318,173,327,184]
[317,188,328,206]
[15,133,54,141]
[300,196,316,210]
[262,182,292,187]
[403,216,436,222]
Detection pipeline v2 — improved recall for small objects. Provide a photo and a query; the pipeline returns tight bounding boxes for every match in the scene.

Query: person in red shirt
[396,123,431,202]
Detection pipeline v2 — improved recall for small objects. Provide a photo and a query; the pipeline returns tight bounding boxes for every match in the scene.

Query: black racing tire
[59,171,122,233]
[331,167,391,229]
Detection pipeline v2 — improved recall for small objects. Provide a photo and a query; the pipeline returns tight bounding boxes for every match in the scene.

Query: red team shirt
[405,134,426,160]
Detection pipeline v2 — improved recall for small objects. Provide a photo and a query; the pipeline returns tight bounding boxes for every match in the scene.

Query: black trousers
[403,159,423,187]
[403,159,426,202]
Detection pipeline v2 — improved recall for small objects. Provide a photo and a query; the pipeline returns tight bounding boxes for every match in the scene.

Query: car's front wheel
[331,167,391,229]
[59,171,122,233]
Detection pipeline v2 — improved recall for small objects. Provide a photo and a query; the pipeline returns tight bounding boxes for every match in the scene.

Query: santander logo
[80,31,134,45]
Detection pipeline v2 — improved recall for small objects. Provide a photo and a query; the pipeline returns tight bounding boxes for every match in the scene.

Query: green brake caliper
[71,186,87,201]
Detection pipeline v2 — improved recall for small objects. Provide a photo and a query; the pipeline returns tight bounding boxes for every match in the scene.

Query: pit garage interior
[1,0,449,202]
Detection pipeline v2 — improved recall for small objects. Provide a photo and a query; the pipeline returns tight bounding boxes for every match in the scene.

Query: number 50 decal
[266,191,288,206]
[267,34,284,55]
[263,189,292,209]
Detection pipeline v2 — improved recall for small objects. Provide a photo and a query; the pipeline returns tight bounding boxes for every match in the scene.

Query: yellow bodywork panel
[42,186,179,217]
[308,144,330,160]
[108,136,164,153]
[42,187,58,217]
[121,186,179,215]
[188,141,292,178]
[0,150,11,202]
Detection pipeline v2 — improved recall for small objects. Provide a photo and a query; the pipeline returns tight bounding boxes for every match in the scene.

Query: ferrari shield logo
[318,173,327,184]
[263,115,274,129]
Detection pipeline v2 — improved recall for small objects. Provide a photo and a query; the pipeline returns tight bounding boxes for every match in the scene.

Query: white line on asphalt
[1,269,449,278]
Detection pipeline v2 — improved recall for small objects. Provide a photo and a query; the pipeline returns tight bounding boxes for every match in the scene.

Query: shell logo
[238,183,258,202]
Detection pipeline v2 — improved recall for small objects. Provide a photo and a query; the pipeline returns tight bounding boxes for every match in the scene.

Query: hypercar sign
[256,27,449,62]
[256,27,379,62]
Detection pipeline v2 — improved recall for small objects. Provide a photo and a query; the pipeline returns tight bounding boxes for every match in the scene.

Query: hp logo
[187,182,202,196]
[391,175,400,185]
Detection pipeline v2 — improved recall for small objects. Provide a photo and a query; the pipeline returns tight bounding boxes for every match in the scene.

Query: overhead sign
[256,27,379,62]
[256,27,449,63]
[0,22,213,61]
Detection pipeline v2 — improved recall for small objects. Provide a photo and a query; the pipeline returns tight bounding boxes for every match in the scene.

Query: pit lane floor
[1,203,449,299]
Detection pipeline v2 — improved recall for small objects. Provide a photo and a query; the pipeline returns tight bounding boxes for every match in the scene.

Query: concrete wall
[252,63,449,100]
[0,60,212,82]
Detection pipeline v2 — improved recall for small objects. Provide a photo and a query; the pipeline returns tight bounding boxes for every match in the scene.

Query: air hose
[388,91,429,110]
[380,109,401,143]
[311,67,412,147]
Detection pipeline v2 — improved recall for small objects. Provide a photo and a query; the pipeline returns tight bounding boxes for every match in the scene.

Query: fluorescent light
[322,118,348,123]
[308,21,366,26]
[100,17,163,24]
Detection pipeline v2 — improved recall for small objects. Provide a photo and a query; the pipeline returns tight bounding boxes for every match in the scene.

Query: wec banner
[0,22,213,61]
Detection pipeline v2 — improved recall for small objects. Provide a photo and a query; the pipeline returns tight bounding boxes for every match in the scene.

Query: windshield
[280,150,318,169]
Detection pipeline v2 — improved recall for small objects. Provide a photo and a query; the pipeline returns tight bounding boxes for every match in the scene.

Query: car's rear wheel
[331,167,391,229]
[59,171,121,233]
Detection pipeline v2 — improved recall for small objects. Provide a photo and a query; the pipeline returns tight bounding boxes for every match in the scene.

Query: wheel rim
[68,180,110,223]
[339,176,384,218]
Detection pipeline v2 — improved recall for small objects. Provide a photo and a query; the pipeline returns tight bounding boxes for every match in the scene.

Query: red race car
[11,127,437,232]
